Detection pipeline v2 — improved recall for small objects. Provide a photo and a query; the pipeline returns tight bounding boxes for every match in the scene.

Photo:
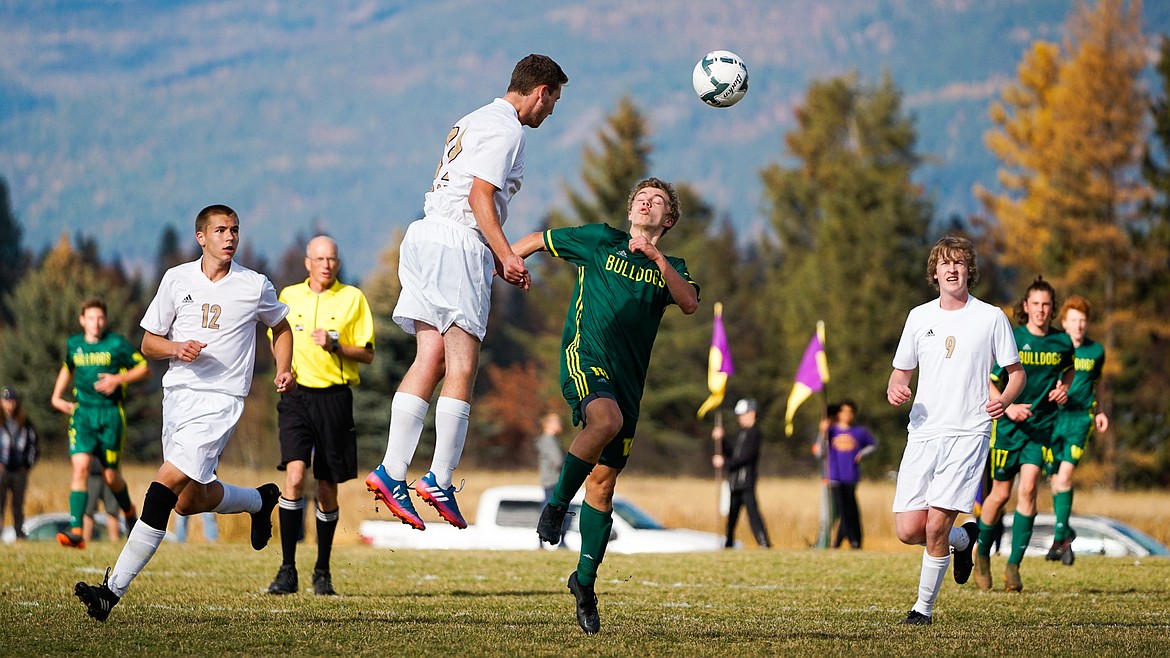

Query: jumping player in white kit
[887,236,1025,626]
[366,54,568,531]
[74,204,295,622]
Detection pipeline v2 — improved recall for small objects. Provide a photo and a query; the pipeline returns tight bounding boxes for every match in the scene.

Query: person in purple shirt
[815,400,877,548]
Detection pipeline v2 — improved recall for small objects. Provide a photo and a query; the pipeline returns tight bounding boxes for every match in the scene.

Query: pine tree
[0,177,28,325]
[760,72,933,464]
[978,0,1152,485]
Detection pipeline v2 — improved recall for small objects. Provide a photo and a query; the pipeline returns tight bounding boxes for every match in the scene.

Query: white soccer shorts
[393,217,494,341]
[161,386,245,484]
[892,434,988,513]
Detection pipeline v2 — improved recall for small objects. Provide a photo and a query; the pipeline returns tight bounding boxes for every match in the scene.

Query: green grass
[3,542,1169,657]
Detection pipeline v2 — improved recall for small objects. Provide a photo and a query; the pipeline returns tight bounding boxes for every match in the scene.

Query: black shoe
[1061,529,1076,566]
[899,610,932,626]
[266,564,298,595]
[251,483,280,550]
[312,568,336,596]
[567,571,600,634]
[537,503,569,545]
[952,521,979,584]
[75,568,120,622]
[1045,541,1063,561]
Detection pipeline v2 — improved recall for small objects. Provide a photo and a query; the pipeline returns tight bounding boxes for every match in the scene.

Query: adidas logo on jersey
[1021,343,1032,350]
[181,294,194,304]
[925,329,935,337]
[616,250,628,257]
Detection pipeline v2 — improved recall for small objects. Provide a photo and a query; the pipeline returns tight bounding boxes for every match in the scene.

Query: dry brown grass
[8,460,1170,550]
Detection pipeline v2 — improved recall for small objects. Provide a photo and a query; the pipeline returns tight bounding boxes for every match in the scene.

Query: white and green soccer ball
[692,50,749,108]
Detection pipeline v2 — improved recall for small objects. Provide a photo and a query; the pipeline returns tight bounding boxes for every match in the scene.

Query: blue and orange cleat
[415,471,468,529]
[365,465,425,530]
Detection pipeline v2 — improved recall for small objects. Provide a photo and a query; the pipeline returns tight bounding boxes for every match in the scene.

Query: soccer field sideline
[3,542,1168,656]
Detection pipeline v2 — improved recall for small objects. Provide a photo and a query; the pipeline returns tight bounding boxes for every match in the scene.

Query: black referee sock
[315,507,339,572]
[278,497,304,567]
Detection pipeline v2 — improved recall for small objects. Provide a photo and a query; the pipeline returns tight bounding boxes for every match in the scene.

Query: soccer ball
[692,50,749,108]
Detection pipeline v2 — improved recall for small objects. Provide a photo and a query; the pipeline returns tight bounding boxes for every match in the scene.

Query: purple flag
[784,322,829,436]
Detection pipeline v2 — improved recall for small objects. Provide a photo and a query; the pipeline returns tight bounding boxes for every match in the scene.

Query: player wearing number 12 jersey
[74,204,293,622]
[515,177,700,634]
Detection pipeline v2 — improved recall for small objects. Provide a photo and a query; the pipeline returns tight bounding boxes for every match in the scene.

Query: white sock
[912,550,951,617]
[213,482,262,514]
[949,526,971,551]
[429,396,471,489]
[382,393,430,480]
[108,522,167,597]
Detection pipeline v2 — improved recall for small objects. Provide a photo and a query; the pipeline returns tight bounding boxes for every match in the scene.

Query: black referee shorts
[276,385,358,484]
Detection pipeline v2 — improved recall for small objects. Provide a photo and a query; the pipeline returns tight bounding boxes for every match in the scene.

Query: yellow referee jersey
[275,279,374,388]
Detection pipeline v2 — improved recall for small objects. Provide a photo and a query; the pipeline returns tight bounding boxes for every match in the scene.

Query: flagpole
[813,320,834,549]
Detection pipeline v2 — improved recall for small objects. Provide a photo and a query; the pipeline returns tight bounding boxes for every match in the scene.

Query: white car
[360,484,727,553]
[991,513,1169,558]
[2,511,177,544]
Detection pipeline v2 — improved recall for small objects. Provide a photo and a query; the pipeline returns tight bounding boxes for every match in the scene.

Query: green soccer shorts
[563,366,639,470]
[68,405,127,468]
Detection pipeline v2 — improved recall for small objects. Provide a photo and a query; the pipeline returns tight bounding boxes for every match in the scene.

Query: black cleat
[312,568,336,596]
[266,564,298,595]
[1045,541,1063,561]
[1061,529,1076,566]
[567,571,600,634]
[75,568,120,622]
[952,521,979,584]
[537,503,569,545]
[899,610,932,626]
[250,483,280,550]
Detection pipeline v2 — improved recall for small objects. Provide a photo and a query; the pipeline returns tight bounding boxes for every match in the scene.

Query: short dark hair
[80,298,107,316]
[507,54,568,95]
[926,236,979,290]
[196,204,238,234]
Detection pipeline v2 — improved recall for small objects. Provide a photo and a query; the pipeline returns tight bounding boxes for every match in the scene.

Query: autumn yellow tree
[977,0,1152,485]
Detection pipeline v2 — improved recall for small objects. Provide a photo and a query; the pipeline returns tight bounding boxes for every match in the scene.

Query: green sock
[69,490,87,531]
[976,518,996,557]
[1009,512,1035,564]
[1053,489,1073,542]
[550,453,595,508]
[575,502,613,587]
[113,484,134,516]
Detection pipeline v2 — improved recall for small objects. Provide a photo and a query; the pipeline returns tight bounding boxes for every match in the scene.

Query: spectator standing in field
[711,398,770,549]
[814,399,877,549]
[267,235,375,597]
[0,386,38,540]
[517,177,699,634]
[887,236,1024,625]
[535,411,565,505]
[83,456,122,542]
[51,298,151,549]
[74,204,292,622]
[365,54,568,531]
[1043,294,1106,566]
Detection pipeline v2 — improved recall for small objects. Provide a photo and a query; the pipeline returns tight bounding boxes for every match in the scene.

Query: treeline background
[1,1,1167,488]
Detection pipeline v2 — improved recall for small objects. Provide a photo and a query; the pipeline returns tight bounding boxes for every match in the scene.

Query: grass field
[3,541,1170,656]
[3,463,1170,656]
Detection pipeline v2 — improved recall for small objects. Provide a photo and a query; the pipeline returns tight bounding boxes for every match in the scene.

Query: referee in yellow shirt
[266,236,375,596]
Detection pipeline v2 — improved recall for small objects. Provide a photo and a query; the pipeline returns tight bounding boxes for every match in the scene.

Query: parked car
[360,484,727,553]
[990,513,1169,558]
[2,512,176,544]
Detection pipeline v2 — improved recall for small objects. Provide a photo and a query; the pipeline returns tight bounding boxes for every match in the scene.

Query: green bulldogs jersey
[991,325,1074,448]
[544,223,699,419]
[1065,338,1105,410]
[64,332,146,407]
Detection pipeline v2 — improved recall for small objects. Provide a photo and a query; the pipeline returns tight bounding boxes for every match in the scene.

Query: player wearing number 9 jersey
[888,236,1023,626]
